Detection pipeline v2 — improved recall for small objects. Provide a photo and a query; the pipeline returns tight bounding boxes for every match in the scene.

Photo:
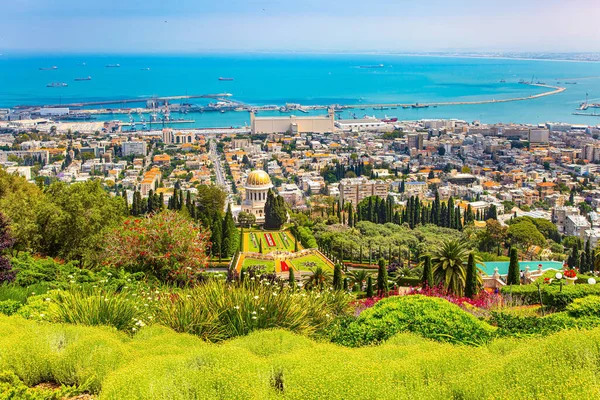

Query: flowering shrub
[101,211,210,284]
[564,269,577,278]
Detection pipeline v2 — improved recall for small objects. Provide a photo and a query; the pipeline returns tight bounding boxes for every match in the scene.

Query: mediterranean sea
[1,52,600,128]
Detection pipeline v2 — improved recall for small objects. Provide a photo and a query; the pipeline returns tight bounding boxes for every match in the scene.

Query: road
[209,139,233,207]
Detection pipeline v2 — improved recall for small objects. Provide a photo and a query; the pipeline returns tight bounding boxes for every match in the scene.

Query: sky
[1,0,599,53]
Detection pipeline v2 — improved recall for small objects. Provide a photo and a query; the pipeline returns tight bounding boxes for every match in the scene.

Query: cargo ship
[106,64,120,68]
[359,64,384,68]
[47,82,68,88]
[382,116,398,123]
[219,77,234,81]
[412,103,429,109]
[74,76,92,81]
[39,66,58,70]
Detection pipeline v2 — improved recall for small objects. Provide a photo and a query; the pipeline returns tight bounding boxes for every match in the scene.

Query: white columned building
[242,170,273,222]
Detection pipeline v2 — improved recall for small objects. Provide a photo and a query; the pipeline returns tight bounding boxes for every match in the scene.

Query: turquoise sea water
[1,53,600,128]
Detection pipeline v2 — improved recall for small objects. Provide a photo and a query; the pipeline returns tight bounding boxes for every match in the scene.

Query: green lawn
[244,230,296,253]
[241,258,275,272]
[289,253,331,272]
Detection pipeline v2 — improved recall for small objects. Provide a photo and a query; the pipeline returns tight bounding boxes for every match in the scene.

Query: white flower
[107,272,112,276]
[155,290,159,294]
[252,311,257,314]
[186,295,192,298]
[127,279,131,282]
[260,307,265,311]
[144,304,149,307]
[250,277,255,281]
[253,295,259,300]
[273,293,278,296]
[69,280,75,284]
[252,316,257,320]
[67,275,74,279]
[45,298,51,302]
[132,327,137,332]
[39,314,45,318]
[234,306,240,310]
[326,314,330,318]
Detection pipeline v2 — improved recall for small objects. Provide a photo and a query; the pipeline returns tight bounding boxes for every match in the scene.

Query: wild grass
[0,283,51,304]
[2,316,600,399]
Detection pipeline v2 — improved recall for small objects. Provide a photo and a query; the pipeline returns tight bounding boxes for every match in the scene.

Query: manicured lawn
[289,253,332,272]
[241,257,275,272]
[243,230,297,253]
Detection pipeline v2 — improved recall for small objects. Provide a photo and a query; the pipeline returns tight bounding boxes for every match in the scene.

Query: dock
[119,120,196,127]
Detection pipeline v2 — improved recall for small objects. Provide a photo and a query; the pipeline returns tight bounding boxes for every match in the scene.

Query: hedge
[490,311,600,336]
[396,277,421,287]
[501,283,600,310]
[328,295,496,347]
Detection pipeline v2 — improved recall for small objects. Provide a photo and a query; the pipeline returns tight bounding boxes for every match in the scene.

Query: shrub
[502,283,600,309]
[328,295,496,347]
[0,300,21,316]
[490,311,600,336]
[0,283,50,304]
[156,280,350,342]
[290,225,317,249]
[566,295,600,318]
[100,211,211,284]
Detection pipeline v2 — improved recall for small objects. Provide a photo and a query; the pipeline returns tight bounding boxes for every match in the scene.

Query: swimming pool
[479,261,564,276]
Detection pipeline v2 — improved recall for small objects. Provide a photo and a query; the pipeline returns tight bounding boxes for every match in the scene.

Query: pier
[15,94,232,109]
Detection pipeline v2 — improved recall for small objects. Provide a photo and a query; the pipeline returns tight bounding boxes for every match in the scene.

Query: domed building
[241,170,273,222]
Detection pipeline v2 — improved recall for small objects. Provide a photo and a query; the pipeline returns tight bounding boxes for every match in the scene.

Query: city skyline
[1,0,600,53]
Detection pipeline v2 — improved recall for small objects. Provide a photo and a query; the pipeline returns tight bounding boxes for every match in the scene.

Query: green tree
[288,267,295,288]
[333,263,343,290]
[264,189,287,230]
[210,216,223,261]
[366,275,374,298]
[195,185,226,225]
[376,258,389,296]
[464,253,480,298]
[421,255,434,288]
[430,239,471,296]
[506,247,520,285]
[221,204,238,258]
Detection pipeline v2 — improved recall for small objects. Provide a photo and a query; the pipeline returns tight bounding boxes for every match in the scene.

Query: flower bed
[264,233,276,247]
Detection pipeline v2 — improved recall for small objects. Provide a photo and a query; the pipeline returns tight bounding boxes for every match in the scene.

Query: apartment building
[339,177,389,206]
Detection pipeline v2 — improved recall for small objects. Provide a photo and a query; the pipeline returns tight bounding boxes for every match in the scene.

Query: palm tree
[304,266,332,290]
[430,239,477,296]
[348,269,372,291]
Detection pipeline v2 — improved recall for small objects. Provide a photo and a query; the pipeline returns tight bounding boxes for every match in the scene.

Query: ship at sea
[412,103,429,109]
[359,64,384,68]
[47,82,68,88]
[219,77,234,81]
[382,115,398,123]
[74,76,92,81]
[39,66,58,71]
[106,64,120,68]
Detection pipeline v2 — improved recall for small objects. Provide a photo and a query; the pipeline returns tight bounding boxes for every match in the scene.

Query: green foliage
[332,263,342,290]
[329,295,496,347]
[506,248,520,286]
[490,311,600,337]
[0,300,21,316]
[156,280,349,342]
[264,190,287,230]
[376,258,388,295]
[290,225,317,249]
[502,283,600,309]
[430,239,472,296]
[9,253,80,287]
[0,370,83,400]
[464,253,478,298]
[566,295,600,318]
[421,255,434,287]
[507,220,546,249]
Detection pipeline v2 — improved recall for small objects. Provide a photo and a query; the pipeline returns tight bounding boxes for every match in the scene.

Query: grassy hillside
[2,315,600,399]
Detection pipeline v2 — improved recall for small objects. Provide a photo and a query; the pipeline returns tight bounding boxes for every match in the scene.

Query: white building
[122,141,147,157]
[565,215,591,238]
[241,170,273,223]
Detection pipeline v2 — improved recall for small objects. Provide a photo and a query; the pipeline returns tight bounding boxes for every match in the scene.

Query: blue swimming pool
[479,261,564,276]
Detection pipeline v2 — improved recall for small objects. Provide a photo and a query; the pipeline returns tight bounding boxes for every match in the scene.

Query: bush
[566,295,600,318]
[502,283,600,309]
[156,280,350,342]
[490,311,600,336]
[290,225,318,249]
[0,300,21,316]
[396,277,421,287]
[329,295,496,346]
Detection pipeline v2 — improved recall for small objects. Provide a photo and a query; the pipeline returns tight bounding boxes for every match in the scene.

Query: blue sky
[1,0,599,53]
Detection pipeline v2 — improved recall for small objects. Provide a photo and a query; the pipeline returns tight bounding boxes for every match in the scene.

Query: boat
[373,106,389,110]
[39,66,58,71]
[105,64,120,68]
[359,64,384,68]
[74,76,92,81]
[46,82,68,88]
[402,105,410,109]
[382,116,398,123]
[499,79,506,83]
[141,67,150,71]
[412,103,429,109]
[565,82,578,85]
[536,81,546,85]
[219,77,234,81]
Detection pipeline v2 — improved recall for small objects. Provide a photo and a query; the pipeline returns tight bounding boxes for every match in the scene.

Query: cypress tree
[343,278,349,291]
[159,193,165,211]
[288,268,295,288]
[333,263,342,290]
[421,255,434,288]
[376,258,389,296]
[448,197,455,229]
[259,238,263,254]
[211,216,223,261]
[465,253,478,299]
[222,204,237,257]
[366,275,374,298]
[507,247,520,285]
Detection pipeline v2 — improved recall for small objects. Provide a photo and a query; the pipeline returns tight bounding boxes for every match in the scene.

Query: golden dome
[246,170,272,187]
